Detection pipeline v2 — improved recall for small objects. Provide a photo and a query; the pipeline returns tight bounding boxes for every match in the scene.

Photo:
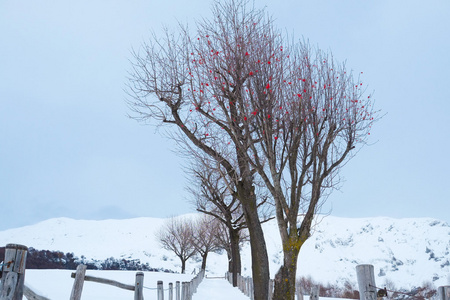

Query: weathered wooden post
[249,277,254,300]
[268,279,274,300]
[0,244,28,300]
[181,282,187,300]
[134,272,144,300]
[176,281,180,300]
[185,282,191,300]
[191,279,195,294]
[438,286,450,300]
[169,282,173,300]
[243,277,247,295]
[70,264,87,300]
[310,286,320,300]
[356,264,377,300]
[157,280,164,300]
[296,285,303,300]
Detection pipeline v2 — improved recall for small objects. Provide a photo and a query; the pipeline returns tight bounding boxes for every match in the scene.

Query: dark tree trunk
[229,227,242,287]
[201,252,208,271]
[237,180,270,300]
[227,250,233,274]
[181,258,186,274]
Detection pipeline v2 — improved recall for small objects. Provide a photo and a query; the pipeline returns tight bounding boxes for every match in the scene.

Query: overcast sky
[1,0,449,231]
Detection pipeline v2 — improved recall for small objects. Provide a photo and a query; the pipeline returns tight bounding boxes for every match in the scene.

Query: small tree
[191,215,221,271]
[186,156,270,286]
[214,219,249,277]
[157,217,196,274]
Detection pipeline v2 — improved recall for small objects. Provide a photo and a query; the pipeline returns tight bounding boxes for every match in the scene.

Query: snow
[25,269,193,299]
[1,214,449,294]
[23,269,346,300]
[193,278,250,300]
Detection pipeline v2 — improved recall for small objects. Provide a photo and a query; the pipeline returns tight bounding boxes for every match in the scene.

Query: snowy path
[192,278,250,300]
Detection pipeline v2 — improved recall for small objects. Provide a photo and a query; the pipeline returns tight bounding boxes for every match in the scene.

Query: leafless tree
[191,215,222,271]
[243,40,379,299]
[214,220,249,273]
[186,156,263,286]
[127,1,274,298]
[127,0,379,298]
[157,217,196,274]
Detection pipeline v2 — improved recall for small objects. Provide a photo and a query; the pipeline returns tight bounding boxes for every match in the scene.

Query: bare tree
[214,219,249,276]
[191,215,222,271]
[186,157,256,287]
[127,1,274,298]
[186,150,274,285]
[157,217,196,274]
[242,39,379,299]
[127,0,379,298]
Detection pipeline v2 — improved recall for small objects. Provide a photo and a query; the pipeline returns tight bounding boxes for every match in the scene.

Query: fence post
[168,282,173,300]
[0,244,28,300]
[187,282,192,300]
[176,281,180,300]
[310,286,319,300]
[296,286,303,300]
[181,282,187,300]
[70,264,87,300]
[134,272,144,300]
[356,264,377,300]
[438,286,450,300]
[268,279,274,300]
[157,281,164,300]
[249,277,254,300]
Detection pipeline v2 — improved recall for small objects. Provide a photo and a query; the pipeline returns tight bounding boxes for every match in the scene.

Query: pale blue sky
[1,0,449,230]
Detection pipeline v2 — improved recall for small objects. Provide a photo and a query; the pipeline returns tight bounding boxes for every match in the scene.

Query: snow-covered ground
[25,269,193,299]
[24,269,347,300]
[1,215,449,293]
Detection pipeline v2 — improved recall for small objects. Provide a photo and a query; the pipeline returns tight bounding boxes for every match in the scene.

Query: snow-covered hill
[0,215,449,290]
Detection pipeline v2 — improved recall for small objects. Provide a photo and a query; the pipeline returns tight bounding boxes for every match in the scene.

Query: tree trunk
[230,228,242,287]
[201,252,208,271]
[246,210,270,300]
[237,180,270,300]
[272,238,302,300]
[181,259,186,274]
[226,250,233,273]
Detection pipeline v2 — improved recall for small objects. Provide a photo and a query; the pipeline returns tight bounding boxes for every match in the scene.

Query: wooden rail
[69,265,144,300]
[70,272,136,291]
[23,286,50,300]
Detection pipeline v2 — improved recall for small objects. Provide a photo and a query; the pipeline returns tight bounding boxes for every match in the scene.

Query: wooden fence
[225,271,307,300]
[0,244,205,300]
[70,265,204,300]
[226,265,450,300]
[1,244,448,300]
[356,264,450,300]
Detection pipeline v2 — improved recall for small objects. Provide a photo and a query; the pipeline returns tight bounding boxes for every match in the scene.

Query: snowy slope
[0,215,449,290]
[260,216,450,290]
